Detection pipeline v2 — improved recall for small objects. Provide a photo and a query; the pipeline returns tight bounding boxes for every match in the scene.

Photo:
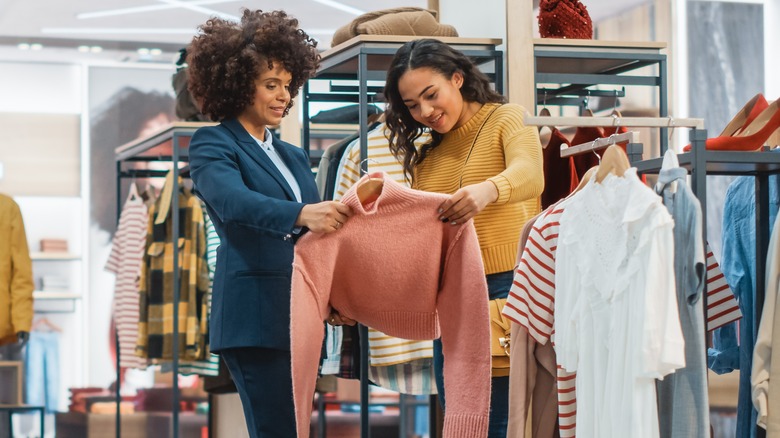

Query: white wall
[0,62,82,114]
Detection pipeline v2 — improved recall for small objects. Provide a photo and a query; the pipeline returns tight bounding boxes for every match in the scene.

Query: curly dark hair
[384,39,505,183]
[187,9,320,121]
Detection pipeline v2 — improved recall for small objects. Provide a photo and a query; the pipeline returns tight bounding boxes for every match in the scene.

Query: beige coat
[752,212,780,432]
[0,194,33,345]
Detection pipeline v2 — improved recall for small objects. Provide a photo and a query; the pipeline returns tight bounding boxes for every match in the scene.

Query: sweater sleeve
[10,201,33,334]
[487,107,545,205]
[438,222,491,436]
[752,213,780,428]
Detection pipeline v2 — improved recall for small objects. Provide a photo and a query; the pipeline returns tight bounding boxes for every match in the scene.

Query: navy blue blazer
[189,118,320,352]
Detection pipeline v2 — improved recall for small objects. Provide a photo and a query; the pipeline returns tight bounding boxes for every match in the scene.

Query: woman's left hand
[438,181,498,225]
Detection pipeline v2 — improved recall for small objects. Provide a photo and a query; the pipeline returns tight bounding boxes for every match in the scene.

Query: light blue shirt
[250,128,302,203]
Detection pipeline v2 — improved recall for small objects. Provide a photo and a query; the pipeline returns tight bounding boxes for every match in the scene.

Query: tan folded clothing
[331,7,457,47]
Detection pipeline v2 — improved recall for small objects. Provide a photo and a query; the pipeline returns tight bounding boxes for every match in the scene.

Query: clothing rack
[302,35,504,438]
[634,134,780,438]
[114,121,212,438]
[561,131,638,158]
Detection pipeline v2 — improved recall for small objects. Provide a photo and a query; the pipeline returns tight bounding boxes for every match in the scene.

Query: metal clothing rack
[113,121,213,438]
[302,35,504,438]
[635,134,780,438]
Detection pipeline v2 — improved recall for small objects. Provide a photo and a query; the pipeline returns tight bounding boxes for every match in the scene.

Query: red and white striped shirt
[504,205,741,437]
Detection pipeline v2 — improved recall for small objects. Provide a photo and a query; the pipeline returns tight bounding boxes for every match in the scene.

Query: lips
[270,106,286,116]
[428,113,443,129]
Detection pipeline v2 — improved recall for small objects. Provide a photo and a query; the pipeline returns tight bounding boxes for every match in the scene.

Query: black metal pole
[115,160,123,438]
[172,133,181,437]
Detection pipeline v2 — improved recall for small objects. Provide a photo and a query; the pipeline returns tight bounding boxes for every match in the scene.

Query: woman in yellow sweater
[384,38,544,437]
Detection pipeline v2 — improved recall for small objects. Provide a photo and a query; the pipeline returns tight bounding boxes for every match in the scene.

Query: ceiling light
[30,44,43,51]
[77,0,236,19]
[42,27,198,35]
[77,45,90,52]
[150,48,163,56]
[90,46,103,53]
[17,43,30,50]
[310,0,364,16]
[137,48,150,55]
[156,0,238,21]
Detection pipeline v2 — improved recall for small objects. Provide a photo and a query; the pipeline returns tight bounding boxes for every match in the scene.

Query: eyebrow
[402,85,434,102]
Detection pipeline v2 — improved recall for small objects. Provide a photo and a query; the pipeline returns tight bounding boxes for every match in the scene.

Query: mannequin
[1,193,34,346]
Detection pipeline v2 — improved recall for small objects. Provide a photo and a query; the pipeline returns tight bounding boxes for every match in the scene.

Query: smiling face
[397,66,471,134]
[237,61,292,139]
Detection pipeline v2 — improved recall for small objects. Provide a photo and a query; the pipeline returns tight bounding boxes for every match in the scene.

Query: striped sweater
[414,103,544,274]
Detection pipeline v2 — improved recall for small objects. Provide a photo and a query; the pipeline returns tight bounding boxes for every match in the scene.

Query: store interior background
[0,0,778,435]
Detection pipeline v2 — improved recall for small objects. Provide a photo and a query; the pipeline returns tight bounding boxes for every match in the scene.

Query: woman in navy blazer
[187,10,353,437]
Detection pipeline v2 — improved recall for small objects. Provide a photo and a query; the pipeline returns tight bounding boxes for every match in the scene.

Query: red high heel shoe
[684,93,769,151]
[705,100,780,151]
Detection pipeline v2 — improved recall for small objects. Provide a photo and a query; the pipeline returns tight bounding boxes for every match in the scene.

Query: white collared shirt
[250,128,302,203]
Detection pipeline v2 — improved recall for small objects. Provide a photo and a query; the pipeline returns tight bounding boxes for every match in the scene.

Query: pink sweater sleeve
[438,223,492,437]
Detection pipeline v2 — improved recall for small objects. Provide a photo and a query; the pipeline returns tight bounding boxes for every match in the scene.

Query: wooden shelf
[33,291,81,300]
[114,121,216,162]
[30,252,80,261]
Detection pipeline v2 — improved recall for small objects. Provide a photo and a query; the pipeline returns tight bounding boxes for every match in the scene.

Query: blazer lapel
[221,119,296,201]
[272,136,319,203]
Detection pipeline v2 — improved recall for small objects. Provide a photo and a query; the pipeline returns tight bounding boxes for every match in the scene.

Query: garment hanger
[31,317,62,333]
[595,143,631,183]
[538,91,553,136]
[355,159,384,204]
[570,165,599,195]
[582,91,594,117]
[128,179,139,201]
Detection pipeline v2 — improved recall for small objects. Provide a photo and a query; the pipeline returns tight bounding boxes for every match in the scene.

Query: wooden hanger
[595,144,631,183]
[356,174,384,204]
[571,165,599,194]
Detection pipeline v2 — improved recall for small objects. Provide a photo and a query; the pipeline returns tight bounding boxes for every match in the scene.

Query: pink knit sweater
[290,172,491,437]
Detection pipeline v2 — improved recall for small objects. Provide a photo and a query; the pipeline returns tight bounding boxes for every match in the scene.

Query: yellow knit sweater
[413,103,544,274]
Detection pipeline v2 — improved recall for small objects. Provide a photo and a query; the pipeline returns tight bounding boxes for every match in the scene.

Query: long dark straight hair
[384,39,505,183]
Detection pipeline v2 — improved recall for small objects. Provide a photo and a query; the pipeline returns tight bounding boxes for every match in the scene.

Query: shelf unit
[302,35,504,438]
[532,39,669,152]
[114,121,211,438]
[29,253,81,261]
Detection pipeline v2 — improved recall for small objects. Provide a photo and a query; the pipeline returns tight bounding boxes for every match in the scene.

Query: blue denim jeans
[24,331,60,413]
[434,270,513,438]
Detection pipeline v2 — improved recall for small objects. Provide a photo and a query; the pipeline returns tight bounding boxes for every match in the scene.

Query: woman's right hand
[295,201,353,233]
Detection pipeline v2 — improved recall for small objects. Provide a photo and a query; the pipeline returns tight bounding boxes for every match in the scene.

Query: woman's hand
[327,309,356,326]
[296,201,353,233]
[437,181,498,225]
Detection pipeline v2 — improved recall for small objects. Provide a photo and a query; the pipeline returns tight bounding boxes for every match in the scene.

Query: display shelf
[635,150,780,175]
[29,252,81,261]
[114,122,214,162]
[318,35,502,79]
[33,291,82,300]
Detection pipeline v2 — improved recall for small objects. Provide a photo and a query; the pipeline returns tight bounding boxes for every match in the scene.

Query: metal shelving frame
[114,122,212,438]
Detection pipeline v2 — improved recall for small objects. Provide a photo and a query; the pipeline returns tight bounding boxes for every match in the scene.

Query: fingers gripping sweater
[291,172,491,437]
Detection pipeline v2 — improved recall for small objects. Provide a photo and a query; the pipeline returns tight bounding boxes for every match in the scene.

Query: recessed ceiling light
[17,43,30,50]
[137,48,150,55]
[30,44,43,51]
[78,45,90,52]
[90,46,103,53]
[150,48,163,56]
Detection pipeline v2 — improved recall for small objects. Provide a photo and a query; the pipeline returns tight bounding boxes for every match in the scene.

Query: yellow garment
[0,194,33,345]
[414,103,544,274]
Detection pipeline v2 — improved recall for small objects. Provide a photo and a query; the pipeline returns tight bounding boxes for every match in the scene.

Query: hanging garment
[315,132,359,201]
[160,204,220,376]
[136,173,210,360]
[555,169,683,438]
[332,122,437,394]
[105,184,149,369]
[541,128,577,209]
[25,330,60,412]
[720,171,780,438]
[503,203,578,437]
[752,209,780,433]
[506,208,560,438]
[291,172,491,438]
[0,194,33,346]
[654,151,710,438]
